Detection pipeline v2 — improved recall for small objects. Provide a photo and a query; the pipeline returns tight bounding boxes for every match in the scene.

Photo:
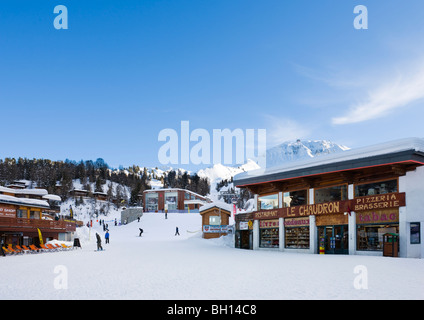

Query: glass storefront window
[283,190,307,207]
[355,179,398,197]
[259,228,279,248]
[165,192,178,211]
[145,193,159,211]
[314,185,347,204]
[258,194,278,210]
[357,224,399,251]
[285,227,309,249]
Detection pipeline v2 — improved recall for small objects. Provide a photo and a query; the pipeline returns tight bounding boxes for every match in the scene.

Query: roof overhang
[235,148,424,188]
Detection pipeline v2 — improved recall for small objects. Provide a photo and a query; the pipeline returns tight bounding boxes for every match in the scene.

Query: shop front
[244,191,406,255]
[235,221,253,250]
[284,217,309,249]
[259,219,279,248]
[356,209,399,253]
[316,214,349,254]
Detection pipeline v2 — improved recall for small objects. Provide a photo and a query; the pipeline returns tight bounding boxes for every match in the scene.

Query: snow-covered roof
[0,186,48,196]
[234,137,424,186]
[0,194,50,209]
[199,201,233,213]
[184,199,207,205]
[42,194,62,202]
[0,186,61,208]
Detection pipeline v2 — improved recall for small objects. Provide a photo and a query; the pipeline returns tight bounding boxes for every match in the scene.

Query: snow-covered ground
[1,212,423,300]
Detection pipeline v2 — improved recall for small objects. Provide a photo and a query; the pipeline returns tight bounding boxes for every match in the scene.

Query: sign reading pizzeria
[352,192,405,211]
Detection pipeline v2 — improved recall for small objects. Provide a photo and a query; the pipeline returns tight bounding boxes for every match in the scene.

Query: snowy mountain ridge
[265,139,350,169]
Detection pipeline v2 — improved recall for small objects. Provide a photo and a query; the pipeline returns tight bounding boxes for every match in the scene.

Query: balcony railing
[0,217,76,233]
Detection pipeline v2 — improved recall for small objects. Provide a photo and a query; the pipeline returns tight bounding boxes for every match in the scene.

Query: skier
[139,228,143,237]
[137,216,140,222]
[105,231,110,244]
[175,226,180,236]
[0,239,5,257]
[96,233,103,251]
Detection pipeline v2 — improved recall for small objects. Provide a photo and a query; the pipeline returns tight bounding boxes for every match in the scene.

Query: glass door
[318,225,348,254]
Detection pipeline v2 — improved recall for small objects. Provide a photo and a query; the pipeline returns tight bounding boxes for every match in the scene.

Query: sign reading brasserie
[253,192,405,220]
[352,192,405,211]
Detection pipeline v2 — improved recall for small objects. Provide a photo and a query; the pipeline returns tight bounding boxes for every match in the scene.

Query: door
[318,225,348,254]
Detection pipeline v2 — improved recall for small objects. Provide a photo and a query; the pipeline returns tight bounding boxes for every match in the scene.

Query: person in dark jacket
[139,228,143,237]
[96,233,103,251]
[175,227,180,236]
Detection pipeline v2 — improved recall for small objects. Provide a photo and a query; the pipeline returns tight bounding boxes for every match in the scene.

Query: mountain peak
[265,139,349,169]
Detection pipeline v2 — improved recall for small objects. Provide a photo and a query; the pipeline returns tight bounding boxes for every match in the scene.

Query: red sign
[0,206,16,218]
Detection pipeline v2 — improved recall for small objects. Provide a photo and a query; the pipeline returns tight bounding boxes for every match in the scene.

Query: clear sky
[1,0,424,170]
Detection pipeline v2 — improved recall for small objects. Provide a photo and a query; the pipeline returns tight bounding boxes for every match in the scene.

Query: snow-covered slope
[1,211,423,300]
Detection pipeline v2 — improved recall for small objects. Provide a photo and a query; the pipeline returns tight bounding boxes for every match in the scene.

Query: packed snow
[1,211,423,300]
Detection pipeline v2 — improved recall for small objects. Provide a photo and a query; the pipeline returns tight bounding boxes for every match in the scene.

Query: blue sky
[1,0,424,170]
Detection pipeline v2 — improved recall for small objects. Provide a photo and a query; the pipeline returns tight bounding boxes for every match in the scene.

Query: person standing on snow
[105,231,110,244]
[175,227,180,236]
[96,233,103,251]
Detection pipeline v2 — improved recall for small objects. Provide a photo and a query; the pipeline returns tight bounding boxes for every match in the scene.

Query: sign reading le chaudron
[253,192,406,220]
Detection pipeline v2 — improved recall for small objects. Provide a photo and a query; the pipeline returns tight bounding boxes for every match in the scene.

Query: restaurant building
[144,188,211,213]
[0,186,76,246]
[234,138,424,258]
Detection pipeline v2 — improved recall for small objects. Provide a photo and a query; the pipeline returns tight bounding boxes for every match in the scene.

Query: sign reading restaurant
[253,192,406,220]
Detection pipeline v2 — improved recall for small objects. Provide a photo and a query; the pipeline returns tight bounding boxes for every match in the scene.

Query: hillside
[0,139,349,216]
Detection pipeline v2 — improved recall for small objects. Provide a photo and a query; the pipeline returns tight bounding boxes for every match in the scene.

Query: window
[30,210,40,219]
[357,225,398,251]
[285,227,309,249]
[165,192,178,211]
[145,193,159,211]
[411,222,421,244]
[258,194,278,210]
[259,228,279,248]
[355,179,398,197]
[17,209,27,218]
[209,216,221,225]
[314,185,347,204]
[283,190,307,207]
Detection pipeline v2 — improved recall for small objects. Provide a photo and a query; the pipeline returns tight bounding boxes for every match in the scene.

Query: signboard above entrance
[253,192,406,220]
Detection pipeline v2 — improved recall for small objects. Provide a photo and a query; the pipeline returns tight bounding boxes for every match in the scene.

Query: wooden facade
[0,186,76,247]
[200,205,231,239]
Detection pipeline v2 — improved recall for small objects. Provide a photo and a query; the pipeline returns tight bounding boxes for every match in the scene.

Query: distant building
[143,188,211,213]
